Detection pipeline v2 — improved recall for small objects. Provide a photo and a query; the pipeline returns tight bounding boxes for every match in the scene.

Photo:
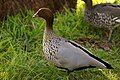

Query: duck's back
[92,3,120,17]
[85,3,120,29]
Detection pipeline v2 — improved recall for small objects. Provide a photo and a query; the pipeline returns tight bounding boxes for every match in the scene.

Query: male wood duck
[33,8,113,72]
[82,0,120,41]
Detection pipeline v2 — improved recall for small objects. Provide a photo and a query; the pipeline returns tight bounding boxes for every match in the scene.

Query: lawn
[0,0,120,80]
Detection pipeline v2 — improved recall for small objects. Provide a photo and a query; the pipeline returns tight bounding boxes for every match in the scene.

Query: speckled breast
[43,37,61,61]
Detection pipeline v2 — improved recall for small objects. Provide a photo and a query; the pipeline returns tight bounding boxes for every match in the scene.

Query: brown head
[33,8,54,29]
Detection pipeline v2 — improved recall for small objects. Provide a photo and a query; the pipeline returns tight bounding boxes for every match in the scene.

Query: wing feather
[56,40,113,71]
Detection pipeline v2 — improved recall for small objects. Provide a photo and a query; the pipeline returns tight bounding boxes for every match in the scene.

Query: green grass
[0,3,120,80]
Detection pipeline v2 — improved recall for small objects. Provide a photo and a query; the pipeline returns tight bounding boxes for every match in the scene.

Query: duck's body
[85,3,120,29]
[43,33,112,71]
[82,0,120,41]
[33,8,113,72]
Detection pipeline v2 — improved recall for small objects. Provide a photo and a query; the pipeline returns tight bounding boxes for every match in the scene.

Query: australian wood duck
[82,0,120,41]
[33,8,113,72]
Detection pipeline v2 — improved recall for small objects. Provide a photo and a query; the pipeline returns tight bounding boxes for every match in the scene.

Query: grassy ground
[0,1,120,80]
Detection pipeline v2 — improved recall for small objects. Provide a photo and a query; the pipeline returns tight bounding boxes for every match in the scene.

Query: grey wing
[55,40,106,71]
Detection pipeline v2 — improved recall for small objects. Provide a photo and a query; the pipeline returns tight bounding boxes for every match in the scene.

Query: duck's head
[33,8,54,29]
[33,8,54,22]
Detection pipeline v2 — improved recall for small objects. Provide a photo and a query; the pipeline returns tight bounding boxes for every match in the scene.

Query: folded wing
[57,40,113,71]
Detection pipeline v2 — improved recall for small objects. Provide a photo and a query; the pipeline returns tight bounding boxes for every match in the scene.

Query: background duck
[82,0,120,41]
[33,8,113,72]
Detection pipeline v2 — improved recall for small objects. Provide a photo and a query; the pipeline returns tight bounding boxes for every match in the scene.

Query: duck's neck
[85,0,92,10]
[44,18,53,34]
[43,19,54,41]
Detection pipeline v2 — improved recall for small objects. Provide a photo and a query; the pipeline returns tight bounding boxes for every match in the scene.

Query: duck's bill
[32,12,38,18]
[32,8,41,18]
